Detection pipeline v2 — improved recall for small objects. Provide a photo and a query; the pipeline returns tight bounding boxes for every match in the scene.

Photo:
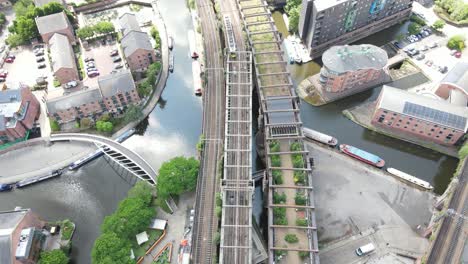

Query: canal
[272,11,458,195]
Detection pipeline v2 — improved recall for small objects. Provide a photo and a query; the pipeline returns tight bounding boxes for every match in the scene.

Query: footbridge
[49,133,157,186]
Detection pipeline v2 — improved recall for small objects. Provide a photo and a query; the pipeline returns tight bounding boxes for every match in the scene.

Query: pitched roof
[46,88,102,114]
[119,13,141,36]
[440,62,468,93]
[34,0,63,7]
[377,85,468,131]
[121,30,153,58]
[35,12,70,35]
[0,209,29,264]
[322,44,388,74]
[98,69,136,97]
[49,33,76,71]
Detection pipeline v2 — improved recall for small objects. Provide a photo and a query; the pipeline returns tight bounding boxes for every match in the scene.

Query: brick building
[0,209,46,264]
[46,70,140,123]
[35,12,75,44]
[299,0,414,59]
[372,85,468,146]
[119,13,156,72]
[49,33,78,84]
[435,62,468,106]
[0,86,40,145]
[319,44,388,93]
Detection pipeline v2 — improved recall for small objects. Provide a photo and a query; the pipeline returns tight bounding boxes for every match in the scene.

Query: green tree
[459,143,468,159]
[94,21,115,34]
[396,33,405,42]
[284,0,301,14]
[432,19,446,31]
[284,234,299,243]
[123,104,143,123]
[76,26,94,39]
[13,0,34,17]
[50,120,60,132]
[288,7,300,33]
[407,22,422,35]
[39,249,69,264]
[6,34,25,47]
[150,26,161,49]
[156,156,200,199]
[127,181,153,205]
[96,121,113,132]
[447,35,466,51]
[91,232,134,264]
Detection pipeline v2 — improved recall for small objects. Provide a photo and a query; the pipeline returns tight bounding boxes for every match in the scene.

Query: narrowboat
[303,127,338,146]
[168,36,174,50]
[169,54,174,73]
[0,184,12,192]
[339,144,385,168]
[387,168,433,190]
[16,170,62,188]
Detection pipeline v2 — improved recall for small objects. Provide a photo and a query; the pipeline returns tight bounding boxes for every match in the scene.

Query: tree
[284,234,299,243]
[6,34,25,47]
[288,7,300,33]
[76,26,94,39]
[407,22,422,35]
[447,35,466,51]
[396,33,405,42]
[80,118,91,128]
[39,249,69,264]
[284,0,301,14]
[150,26,161,49]
[50,120,60,132]
[13,0,34,17]
[459,143,468,159]
[127,181,153,205]
[91,232,134,264]
[96,121,113,132]
[156,156,200,199]
[94,21,115,34]
[432,19,446,31]
[123,104,143,123]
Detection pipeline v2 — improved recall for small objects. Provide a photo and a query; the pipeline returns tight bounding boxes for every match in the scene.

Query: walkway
[50,133,157,185]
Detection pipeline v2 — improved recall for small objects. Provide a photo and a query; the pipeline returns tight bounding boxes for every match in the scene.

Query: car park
[112,56,122,63]
[110,49,119,56]
[113,63,123,69]
[86,62,96,68]
[37,63,46,69]
[87,71,100,77]
[64,80,78,89]
[415,54,425,60]
[36,57,45,63]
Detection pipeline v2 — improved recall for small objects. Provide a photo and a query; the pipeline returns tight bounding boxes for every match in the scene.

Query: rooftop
[121,30,153,58]
[119,13,141,36]
[377,86,468,131]
[322,44,388,74]
[97,69,135,98]
[0,89,23,131]
[49,33,76,70]
[46,88,102,114]
[314,0,349,11]
[34,0,63,7]
[35,12,70,35]
[0,209,29,264]
[440,62,468,93]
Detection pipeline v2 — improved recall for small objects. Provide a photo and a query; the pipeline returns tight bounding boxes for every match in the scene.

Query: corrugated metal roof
[322,44,388,74]
[377,85,468,131]
[121,31,153,58]
[441,62,468,92]
[49,33,76,71]
[35,12,70,35]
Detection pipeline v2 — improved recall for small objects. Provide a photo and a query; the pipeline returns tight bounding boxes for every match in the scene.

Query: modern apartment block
[299,0,414,59]
[372,85,468,146]
[319,44,388,93]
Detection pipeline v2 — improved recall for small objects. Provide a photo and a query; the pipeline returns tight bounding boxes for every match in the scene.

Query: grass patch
[131,229,163,258]
[61,219,74,240]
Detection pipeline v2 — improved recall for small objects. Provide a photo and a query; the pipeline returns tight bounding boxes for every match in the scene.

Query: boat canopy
[303,128,334,143]
[347,146,381,164]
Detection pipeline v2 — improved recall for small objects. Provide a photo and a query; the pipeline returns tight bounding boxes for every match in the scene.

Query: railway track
[191,0,225,262]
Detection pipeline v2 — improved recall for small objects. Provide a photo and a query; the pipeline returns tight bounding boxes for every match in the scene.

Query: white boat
[303,127,338,146]
[168,36,174,50]
[169,54,174,72]
[192,60,202,96]
[387,168,434,190]
[188,30,199,59]
[283,39,295,64]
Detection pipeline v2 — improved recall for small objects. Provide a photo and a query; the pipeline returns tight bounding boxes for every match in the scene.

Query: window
[431,129,434,132]
[393,113,397,116]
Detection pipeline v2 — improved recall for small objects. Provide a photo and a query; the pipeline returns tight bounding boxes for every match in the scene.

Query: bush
[435,0,468,22]
[269,140,280,152]
[447,35,466,51]
[294,171,306,185]
[61,220,74,240]
[290,141,301,151]
[76,21,115,39]
[292,154,304,168]
[410,14,427,26]
[80,118,91,128]
[432,19,445,31]
[96,120,113,132]
[273,207,287,225]
[216,192,222,206]
[215,205,222,217]
[284,234,299,243]
[295,193,306,205]
[150,26,161,49]
[53,79,61,87]
[270,154,281,167]
[459,143,468,159]
[272,170,283,184]
[6,34,25,47]
[296,218,308,227]
[408,22,422,35]
[50,120,60,132]
[156,156,200,199]
[273,192,286,204]
[39,249,69,264]
[299,251,309,259]
[123,104,143,123]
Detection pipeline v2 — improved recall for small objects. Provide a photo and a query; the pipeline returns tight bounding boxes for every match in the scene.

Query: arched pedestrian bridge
[50,133,157,186]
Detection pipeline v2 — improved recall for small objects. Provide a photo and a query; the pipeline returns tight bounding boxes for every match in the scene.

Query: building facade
[49,33,78,84]
[46,70,140,123]
[0,209,45,264]
[299,0,414,59]
[0,0,12,8]
[0,86,40,145]
[371,86,468,146]
[319,44,388,93]
[35,12,75,44]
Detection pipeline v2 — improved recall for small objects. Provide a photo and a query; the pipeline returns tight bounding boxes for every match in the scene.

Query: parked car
[393,41,402,49]
[33,44,44,50]
[64,80,78,89]
[0,45,5,53]
[113,63,123,69]
[0,69,8,75]
[36,57,45,62]
[112,56,122,63]
[0,77,5,83]
[429,42,438,48]
[355,243,375,256]
[7,55,16,60]
[37,63,46,69]
[110,49,119,56]
[5,57,14,63]
[0,72,7,78]
[455,51,462,58]
[420,45,429,51]
[439,66,448,73]
[87,71,100,77]
[450,50,458,56]
[84,57,94,62]
[86,62,96,68]
[34,50,44,56]
[415,54,425,60]
[425,60,433,66]
[86,67,97,72]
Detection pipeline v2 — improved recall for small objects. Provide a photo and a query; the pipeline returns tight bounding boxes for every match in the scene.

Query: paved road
[427,161,468,264]
[190,0,225,262]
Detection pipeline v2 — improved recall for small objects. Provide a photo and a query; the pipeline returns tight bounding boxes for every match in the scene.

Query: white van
[355,243,375,256]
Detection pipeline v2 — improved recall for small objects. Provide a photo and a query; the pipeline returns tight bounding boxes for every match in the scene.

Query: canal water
[272,11,458,195]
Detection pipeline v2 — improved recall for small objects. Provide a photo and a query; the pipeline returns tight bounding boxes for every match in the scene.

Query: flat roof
[15,228,34,258]
[377,86,468,131]
[322,44,388,74]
